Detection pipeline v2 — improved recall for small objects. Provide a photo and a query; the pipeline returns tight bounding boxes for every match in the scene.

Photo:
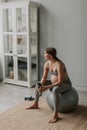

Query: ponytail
[54,56,62,62]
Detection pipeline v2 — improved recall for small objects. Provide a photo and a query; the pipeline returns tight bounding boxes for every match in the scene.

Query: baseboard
[72,84,87,92]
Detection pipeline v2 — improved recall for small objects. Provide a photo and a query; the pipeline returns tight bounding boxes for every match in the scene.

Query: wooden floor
[0,82,87,113]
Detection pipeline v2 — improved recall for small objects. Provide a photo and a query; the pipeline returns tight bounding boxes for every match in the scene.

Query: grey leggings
[34,80,72,112]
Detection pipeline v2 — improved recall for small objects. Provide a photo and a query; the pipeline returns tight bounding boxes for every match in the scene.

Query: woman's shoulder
[56,61,65,69]
[44,61,49,68]
[56,61,64,66]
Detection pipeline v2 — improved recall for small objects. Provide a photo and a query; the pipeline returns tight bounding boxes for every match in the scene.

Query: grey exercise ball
[46,87,79,113]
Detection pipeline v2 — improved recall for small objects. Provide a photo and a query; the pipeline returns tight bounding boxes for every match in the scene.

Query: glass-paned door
[30,6,38,84]
[3,7,28,83]
[16,7,28,82]
[3,8,14,80]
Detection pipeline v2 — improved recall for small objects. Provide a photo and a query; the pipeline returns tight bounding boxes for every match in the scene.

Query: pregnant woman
[26,47,72,123]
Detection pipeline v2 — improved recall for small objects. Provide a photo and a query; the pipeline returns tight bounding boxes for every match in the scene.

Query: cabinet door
[30,6,38,85]
[16,7,28,82]
[3,7,28,83]
[3,8,15,80]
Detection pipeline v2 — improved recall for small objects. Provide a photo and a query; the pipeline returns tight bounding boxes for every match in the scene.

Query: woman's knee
[53,86,60,94]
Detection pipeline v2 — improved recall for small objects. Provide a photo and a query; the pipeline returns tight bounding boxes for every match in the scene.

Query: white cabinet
[0,1,39,87]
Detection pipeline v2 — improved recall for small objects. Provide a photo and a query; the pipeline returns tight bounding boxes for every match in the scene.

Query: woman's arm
[40,62,49,84]
[39,62,64,93]
[46,63,64,89]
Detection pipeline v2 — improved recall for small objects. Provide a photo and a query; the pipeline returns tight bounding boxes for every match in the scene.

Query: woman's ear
[50,55,53,58]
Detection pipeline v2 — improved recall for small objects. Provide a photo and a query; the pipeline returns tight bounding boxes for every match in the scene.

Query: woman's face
[44,51,52,60]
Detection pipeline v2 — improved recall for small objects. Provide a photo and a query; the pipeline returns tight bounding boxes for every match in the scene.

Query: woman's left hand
[38,86,48,93]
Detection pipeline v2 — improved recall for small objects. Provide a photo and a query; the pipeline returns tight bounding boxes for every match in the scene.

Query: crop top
[49,65,66,76]
[49,69,58,76]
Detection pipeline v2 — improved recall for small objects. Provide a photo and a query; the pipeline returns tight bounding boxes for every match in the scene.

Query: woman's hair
[46,47,61,62]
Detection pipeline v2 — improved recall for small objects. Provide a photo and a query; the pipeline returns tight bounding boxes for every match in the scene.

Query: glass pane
[16,8,27,32]
[30,7,38,84]
[17,35,27,54]
[4,35,13,53]
[31,57,37,81]
[30,7,37,33]
[3,9,13,32]
[31,44,37,55]
[30,33,37,55]
[17,57,27,81]
[5,56,14,79]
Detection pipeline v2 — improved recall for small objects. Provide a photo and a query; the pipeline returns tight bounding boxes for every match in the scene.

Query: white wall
[38,0,87,91]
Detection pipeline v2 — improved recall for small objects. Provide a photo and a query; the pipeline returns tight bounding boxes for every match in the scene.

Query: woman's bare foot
[26,102,39,110]
[48,113,58,123]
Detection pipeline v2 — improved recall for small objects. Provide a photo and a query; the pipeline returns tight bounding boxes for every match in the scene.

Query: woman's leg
[49,83,71,123]
[48,86,59,123]
[34,84,41,101]
[26,80,52,109]
[26,82,40,109]
[53,86,60,112]
[53,83,71,112]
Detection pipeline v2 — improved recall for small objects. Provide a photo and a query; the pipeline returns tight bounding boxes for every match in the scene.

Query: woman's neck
[48,58,57,64]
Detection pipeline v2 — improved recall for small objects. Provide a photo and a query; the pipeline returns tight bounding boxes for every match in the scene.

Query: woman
[26,47,72,123]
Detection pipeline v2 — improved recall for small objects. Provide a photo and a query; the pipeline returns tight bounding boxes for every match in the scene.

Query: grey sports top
[49,69,58,76]
[48,62,71,84]
[49,69,71,84]
[49,66,66,76]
